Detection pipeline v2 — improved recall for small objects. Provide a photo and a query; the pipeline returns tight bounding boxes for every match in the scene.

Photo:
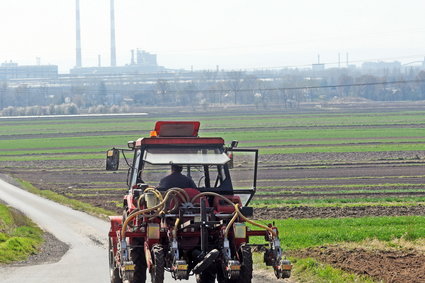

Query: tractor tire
[195,268,216,283]
[130,243,147,283]
[109,238,122,283]
[238,245,253,283]
[217,245,253,283]
[150,244,165,283]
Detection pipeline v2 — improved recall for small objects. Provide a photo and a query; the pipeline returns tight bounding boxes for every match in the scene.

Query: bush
[1,104,79,116]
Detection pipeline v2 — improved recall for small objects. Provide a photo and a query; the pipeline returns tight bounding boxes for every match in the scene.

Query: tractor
[106,121,292,283]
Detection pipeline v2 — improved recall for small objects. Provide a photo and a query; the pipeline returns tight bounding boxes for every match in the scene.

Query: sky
[1,0,425,73]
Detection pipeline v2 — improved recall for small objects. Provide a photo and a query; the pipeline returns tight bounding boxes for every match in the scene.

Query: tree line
[1,66,425,115]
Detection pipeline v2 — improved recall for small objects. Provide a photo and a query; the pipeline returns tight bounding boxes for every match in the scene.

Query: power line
[241,79,425,92]
[160,79,425,94]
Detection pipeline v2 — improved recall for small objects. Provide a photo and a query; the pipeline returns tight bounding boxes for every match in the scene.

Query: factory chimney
[75,0,82,67]
[110,0,117,67]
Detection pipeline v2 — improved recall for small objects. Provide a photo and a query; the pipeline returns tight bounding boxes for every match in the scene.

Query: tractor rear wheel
[130,241,147,283]
[150,244,165,283]
[218,245,253,283]
[238,245,253,283]
[109,238,122,283]
[195,267,216,283]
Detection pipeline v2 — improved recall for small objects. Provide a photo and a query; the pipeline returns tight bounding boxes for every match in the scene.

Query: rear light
[150,130,158,137]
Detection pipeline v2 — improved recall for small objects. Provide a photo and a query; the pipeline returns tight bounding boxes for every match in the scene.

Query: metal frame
[227,148,258,206]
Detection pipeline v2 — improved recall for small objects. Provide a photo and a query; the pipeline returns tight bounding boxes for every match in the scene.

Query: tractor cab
[107,121,258,206]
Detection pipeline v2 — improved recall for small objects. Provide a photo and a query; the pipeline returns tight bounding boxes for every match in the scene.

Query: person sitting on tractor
[158,164,197,190]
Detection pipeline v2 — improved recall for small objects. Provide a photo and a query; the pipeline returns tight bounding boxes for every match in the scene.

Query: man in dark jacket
[158,164,197,190]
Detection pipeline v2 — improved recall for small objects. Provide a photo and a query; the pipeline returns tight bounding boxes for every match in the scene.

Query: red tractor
[106,121,291,283]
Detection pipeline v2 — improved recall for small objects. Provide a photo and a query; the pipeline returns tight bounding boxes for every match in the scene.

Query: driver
[158,164,197,190]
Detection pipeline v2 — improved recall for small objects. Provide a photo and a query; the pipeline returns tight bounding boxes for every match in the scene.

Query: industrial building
[70,0,164,75]
[70,49,164,75]
[0,62,58,80]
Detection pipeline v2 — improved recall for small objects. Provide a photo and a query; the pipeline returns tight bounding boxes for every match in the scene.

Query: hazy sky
[1,0,425,73]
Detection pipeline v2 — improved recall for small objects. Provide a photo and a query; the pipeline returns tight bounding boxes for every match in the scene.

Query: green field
[263,216,423,250]
[1,111,425,161]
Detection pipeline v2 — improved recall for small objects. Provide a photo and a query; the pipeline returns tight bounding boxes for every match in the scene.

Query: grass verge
[15,178,115,217]
[290,257,376,283]
[0,203,44,263]
[252,253,376,283]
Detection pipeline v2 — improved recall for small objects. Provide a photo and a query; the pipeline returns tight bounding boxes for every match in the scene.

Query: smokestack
[75,0,82,68]
[110,0,117,67]
[338,53,341,68]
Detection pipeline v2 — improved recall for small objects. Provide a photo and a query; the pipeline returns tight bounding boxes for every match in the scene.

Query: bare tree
[226,71,244,105]
[156,79,169,105]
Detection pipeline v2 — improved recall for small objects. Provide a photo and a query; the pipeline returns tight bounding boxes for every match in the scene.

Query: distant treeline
[1,67,425,115]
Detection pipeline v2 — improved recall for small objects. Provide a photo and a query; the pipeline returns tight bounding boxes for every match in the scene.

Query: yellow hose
[122,189,277,239]
[224,205,239,238]
[168,187,190,202]
[132,187,162,210]
[121,189,175,236]
[191,191,277,238]
[144,187,164,202]
[136,195,145,209]
[173,218,180,239]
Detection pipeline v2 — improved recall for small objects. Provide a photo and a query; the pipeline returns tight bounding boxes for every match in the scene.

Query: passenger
[158,164,196,190]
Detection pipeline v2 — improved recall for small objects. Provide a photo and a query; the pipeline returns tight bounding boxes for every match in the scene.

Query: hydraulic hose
[121,188,184,237]
[168,187,190,202]
[191,191,277,238]
[224,205,239,238]
[122,189,277,238]
[144,187,164,202]
[173,217,180,239]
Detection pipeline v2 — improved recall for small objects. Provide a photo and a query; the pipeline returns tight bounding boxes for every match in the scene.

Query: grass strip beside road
[290,257,376,283]
[252,253,376,283]
[15,178,115,217]
[0,203,43,263]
